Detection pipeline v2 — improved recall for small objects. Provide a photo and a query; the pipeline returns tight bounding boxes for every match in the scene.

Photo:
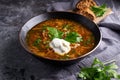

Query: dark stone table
[0,0,120,80]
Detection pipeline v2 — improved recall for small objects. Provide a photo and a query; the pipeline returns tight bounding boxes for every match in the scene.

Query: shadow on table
[2,38,80,80]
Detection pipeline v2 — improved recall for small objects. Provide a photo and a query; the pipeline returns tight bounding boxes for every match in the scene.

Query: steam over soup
[26,19,95,60]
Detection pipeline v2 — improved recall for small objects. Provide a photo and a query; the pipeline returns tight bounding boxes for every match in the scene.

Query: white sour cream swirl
[49,38,71,56]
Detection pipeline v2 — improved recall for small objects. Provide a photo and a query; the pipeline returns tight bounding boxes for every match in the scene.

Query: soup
[26,19,95,60]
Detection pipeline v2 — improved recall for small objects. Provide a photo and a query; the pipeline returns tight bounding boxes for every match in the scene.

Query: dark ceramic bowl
[19,12,101,65]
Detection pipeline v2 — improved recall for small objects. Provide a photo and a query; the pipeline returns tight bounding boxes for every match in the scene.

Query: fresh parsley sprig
[91,4,107,17]
[45,26,83,43]
[47,27,64,39]
[65,32,83,43]
[78,58,120,80]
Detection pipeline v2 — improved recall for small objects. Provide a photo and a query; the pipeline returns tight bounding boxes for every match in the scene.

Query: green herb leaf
[105,63,118,70]
[62,24,70,30]
[47,27,63,39]
[91,4,107,17]
[33,38,41,46]
[60,54,70,60]
[65,32,83,43]
[91,58,104,67]
[78,58,120,80]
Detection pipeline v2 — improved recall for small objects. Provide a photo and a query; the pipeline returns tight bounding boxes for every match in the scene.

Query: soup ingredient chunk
[49,38,71,56]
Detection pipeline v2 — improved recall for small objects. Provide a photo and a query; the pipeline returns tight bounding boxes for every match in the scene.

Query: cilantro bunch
[78,58,120,80]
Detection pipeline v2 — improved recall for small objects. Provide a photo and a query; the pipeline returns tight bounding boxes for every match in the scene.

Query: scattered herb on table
[91,4,107,17]
[78,58,120,80]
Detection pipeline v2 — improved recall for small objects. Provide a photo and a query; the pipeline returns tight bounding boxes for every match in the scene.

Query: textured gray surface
[0,0,120,80]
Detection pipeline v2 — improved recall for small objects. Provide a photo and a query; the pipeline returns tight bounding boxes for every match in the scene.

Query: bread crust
[76,0,97,9]
[75,0,97,21]
[76,8,95,20]
[75,0,112,23]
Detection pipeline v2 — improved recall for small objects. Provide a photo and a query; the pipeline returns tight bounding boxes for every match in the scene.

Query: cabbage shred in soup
[26,19,95,60]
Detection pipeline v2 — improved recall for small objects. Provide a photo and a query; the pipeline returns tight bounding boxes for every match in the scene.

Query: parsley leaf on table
[78,58,120,80]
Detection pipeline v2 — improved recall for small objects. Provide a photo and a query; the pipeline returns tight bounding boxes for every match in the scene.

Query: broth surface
[26,19,95,60]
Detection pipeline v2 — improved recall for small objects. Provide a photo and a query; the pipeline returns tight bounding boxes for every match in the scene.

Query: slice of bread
[94,8,112,23]
[76,8,96,20]
[76,0,97,9]
[75,0,112,23]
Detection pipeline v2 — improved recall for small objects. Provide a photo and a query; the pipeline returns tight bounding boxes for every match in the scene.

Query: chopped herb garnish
[86,38,91,44]
[84,38,91,45]
[91,4,107,17]
[47,27,64,39]
[71,49,77,54]
[78,58,120,80]
[33,38,41,46]
[62,24,70,30]
[43,41,50,44]
[65,32,83,43]
[45,44,50,49]
[42,25,83,43]
[42,25,49,29]
[61,54,70,60]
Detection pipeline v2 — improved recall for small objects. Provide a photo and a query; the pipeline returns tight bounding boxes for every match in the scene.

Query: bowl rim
[19,11,102,62]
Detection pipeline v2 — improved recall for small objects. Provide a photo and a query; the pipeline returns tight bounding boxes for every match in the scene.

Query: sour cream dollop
[49,38,71,56]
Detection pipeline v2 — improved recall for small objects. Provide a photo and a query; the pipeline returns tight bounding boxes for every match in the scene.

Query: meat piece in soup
[26,19,95,60]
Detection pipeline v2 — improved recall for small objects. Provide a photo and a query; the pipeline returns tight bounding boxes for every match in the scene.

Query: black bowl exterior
[19,12,101,65]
